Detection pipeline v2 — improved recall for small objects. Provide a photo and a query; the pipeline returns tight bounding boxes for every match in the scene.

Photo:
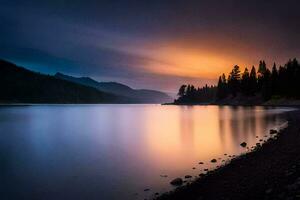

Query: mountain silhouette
[55,73,172,103]
[0,59,132,103]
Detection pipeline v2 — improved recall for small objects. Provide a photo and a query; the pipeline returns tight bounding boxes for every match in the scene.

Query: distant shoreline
[163,98,300,107]
[156,109,300,200]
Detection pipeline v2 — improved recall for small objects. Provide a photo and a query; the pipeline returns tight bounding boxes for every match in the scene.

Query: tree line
[175,58,300,104]
[174,84,217,104]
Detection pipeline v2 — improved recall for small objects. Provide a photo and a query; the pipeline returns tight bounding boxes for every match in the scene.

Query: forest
[174,58,300,104]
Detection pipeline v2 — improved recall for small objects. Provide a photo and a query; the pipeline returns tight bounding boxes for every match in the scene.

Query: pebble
[265,188,273,194]
[170,178,183,186]
[185,175,192,179]
[240,142,247,147]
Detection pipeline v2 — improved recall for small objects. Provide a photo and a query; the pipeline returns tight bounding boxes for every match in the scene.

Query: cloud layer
[1,0,300,92]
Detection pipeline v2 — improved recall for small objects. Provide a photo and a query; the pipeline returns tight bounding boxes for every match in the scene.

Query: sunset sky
[1,0,300,93]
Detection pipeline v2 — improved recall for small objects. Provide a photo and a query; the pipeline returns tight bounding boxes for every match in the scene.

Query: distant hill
[55,73,173,103]
[0,60,131,104]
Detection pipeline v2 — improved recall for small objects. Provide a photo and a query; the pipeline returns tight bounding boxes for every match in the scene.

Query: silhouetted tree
[271,63,279,95]
[228,65,241,97]
[216,74,228,99]
[178,85,187,97]
[257,60,267,90]
[175,58,300,104]
[249,66,257,95]
[241,68,250,95]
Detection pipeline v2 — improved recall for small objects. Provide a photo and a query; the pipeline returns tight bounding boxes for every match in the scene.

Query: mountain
[0,59,131,103]
[55,73,173,103]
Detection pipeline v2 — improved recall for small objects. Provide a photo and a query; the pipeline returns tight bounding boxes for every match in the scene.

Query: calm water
[0,105,293,200]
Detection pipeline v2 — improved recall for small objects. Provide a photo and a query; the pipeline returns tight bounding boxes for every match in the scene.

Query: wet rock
[155,193,159,195]
[211,159,217,163]
[286,184,298,190]
[144,188,150,192]
[285,171,294,177]
[185,175,192,179]
[240,142,247,147]
[265,188,273,194]
[270,129,278,134]
[170,178,183,186]
[204,168,209,171]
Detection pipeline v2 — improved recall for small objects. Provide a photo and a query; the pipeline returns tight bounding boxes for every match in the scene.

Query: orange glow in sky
[122,42,250,80]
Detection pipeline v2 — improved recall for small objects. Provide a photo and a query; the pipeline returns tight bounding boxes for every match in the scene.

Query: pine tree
[228,65,241,96]
[241,67,250,95]
[271,63,279,95]
[249,66,257,95]
[177,85,187,97]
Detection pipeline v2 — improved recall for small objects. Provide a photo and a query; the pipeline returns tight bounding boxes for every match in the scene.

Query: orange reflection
[142,106,286,173]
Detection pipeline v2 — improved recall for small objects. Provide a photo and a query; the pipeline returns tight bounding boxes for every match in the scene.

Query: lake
[0,105,293,200]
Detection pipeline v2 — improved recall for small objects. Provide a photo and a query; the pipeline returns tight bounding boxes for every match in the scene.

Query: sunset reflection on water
[0,105,292,200]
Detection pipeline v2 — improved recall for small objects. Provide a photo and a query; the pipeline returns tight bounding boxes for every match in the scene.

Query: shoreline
[163,98,300,107]
[156,109,300,200]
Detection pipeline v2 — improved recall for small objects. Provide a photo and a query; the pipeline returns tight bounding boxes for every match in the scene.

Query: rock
[265,188,273,194]
[211,159,217,163]
[270,129,278,134]
[185,175,192,179]
[170,178,183,186]
[144,188,150,192]
[199,162,204,164]
[155,192,159,195]
[240,142,247,147]
[204,168,209,171]
[160,175,168,178]
[192,167,196,169]
[224,153,227,156]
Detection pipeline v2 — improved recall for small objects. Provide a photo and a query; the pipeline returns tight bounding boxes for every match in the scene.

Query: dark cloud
[1,0,300,92]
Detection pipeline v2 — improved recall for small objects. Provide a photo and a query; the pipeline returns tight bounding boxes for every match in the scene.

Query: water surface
[0,105,293,200]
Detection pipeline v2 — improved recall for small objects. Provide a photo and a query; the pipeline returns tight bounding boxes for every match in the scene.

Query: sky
[1,0,300,93]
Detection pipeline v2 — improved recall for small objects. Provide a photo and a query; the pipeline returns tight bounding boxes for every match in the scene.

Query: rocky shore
[156,109,300,200]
